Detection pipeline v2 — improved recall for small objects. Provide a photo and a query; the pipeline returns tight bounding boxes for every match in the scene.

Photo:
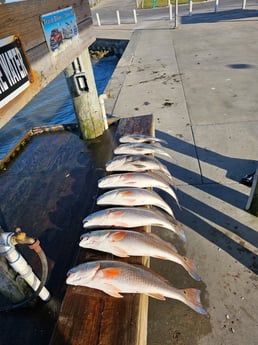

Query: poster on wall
[0,35,31,109]
[40,7,79,55]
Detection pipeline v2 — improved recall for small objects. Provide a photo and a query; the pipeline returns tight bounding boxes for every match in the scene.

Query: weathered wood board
[49,114,154,345]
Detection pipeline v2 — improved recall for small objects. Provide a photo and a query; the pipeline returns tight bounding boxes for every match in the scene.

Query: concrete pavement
[92,3,258,344]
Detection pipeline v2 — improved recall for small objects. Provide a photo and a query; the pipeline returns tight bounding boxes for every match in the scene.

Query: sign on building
[41,7,79,55]
[0,35,31,109]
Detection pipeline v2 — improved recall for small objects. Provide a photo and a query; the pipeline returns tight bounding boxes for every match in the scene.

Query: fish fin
[147,293,166,301]
[182,257,201,281]
[176,224,187,242]
[101,267,122,279]
[111,231,127,242]
[133,163,145,169]
[180,288,207,315]
[121,190,134,196]
[111,246,130,258]
[112,211,125,217]
[102,283,124,298]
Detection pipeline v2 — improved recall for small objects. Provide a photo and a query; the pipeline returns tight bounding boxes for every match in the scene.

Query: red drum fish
[80,230,200,281]
[114,143,171,158]
[105,154,173,184]
[82,207,186,242]
[66,260,207,315]
[97,188,174,217]
[98,172,179,207]
[119,134,167,144]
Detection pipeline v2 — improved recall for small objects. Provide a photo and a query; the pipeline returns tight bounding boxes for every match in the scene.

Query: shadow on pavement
[156,130,258,274]
[181,9,258,25]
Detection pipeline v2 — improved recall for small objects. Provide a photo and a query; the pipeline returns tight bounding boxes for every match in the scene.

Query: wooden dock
[0,114,154,345]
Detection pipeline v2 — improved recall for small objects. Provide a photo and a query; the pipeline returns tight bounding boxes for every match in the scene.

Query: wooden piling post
[64,49,105,140]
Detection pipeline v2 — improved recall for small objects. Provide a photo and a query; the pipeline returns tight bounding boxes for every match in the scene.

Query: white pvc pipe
[242,0,246,9]
[189,0,193,16]
[214,0,219,12]
[96,12,101,26]
[133,9,137,24]
[99,94,108,130]
[169,4,173,21]
[116,10,121,25]
[0,232,50,301]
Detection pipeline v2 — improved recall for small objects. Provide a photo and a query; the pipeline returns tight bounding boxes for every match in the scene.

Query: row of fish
[66,134,207,315]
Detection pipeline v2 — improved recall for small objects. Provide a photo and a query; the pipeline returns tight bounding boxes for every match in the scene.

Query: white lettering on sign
[0,36,30,108]
[0,47,28,92]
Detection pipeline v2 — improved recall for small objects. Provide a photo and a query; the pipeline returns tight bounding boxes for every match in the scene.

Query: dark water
[0,55,119,161]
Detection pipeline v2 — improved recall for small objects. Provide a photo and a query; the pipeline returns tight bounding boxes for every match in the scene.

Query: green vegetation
[142,0,200,7]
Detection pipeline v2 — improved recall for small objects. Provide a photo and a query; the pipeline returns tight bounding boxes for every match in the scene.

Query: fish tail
[164,186,181,209]
[181,257,201,281]
[175,224,187,242]
[179,288,207,315]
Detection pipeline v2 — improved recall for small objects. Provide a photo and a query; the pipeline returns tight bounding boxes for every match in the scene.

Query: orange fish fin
[112,211,125,217]
[102,283,124,298]
[121,190,134,196]
[101,267,122,279]
[147,292,166,301]
[112,246,129,257]
[111,231,127,242]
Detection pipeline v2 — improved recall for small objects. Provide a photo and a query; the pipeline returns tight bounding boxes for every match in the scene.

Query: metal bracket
[73,72,89,96]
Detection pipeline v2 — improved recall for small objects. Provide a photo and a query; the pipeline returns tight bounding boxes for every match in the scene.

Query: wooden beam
[49,114,154,345]
[0,0,95,127]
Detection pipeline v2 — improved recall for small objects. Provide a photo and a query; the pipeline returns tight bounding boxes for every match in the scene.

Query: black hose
[0,245,50,312]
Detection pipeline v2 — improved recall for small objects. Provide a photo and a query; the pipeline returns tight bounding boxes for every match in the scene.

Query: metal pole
[242,0,246,9]
[214,0,219,12]
[189,0,193,16]
[152,0,156,8]
[133,9,138,23]
[116,10,121,25]
[96,13,101,26]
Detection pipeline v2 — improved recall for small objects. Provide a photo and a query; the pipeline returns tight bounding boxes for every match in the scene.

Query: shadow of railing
[181,8,258,25]
[155,129,258,274]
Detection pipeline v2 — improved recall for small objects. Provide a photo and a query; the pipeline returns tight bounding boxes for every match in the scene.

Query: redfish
[98,172,179,207]
[80,230,200,280]
[119,134,167,144]
[114,143,171,158]
[105,154,173,184]
[66,260,207,315]
[97,188,174,217]
[82,207,186,242]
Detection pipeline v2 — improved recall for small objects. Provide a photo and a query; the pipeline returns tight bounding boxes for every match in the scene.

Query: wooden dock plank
[49,114,154,345]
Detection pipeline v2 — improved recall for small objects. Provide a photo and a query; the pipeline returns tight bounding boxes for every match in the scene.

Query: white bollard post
[116,10,121,25]
[96,13,101,26]
[242,0,246,9]
[214,0,219,12]
[167,0,170,6]
[133,9,138,23]
[169,4,173,21]
[189,0,193,16]
[174,0,178,28]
